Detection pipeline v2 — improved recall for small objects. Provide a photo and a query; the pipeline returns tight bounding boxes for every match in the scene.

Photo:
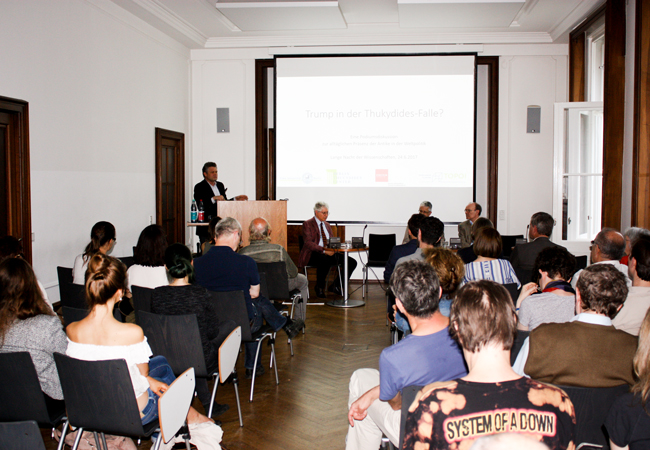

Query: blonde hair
[632,309,650,407]
[423,248,465,296]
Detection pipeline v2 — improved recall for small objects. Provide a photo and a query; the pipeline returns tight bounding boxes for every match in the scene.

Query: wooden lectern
[217,200,287,248]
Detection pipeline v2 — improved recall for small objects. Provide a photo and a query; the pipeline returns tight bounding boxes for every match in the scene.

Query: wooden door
[0,97,32,263]
[155,128,185,245]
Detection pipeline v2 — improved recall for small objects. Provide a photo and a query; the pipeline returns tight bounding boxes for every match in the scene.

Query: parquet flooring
[43,282,392,450]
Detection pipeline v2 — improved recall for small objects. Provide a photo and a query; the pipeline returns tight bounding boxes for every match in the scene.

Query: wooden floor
[43,282,392,450]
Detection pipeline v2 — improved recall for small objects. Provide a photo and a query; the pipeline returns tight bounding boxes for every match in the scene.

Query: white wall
[190,44,568,278]
[0,0,190,300]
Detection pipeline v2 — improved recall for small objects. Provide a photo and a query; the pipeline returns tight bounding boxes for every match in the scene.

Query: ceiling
[108,0,605,49]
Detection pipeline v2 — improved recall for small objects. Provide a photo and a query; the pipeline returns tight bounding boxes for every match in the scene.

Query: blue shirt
[379,327,467,401]
[194,246,260,318]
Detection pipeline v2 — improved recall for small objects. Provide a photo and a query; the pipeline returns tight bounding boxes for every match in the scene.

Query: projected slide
[276,55,476,223]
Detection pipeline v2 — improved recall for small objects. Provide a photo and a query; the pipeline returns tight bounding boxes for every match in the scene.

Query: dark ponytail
[164,243,195,283]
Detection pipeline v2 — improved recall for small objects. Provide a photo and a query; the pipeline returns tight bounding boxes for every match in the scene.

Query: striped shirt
[462,259,521,288]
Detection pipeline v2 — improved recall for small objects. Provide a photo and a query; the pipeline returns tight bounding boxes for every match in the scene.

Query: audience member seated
[516,246,577,331]
[239,218,308,320]
[72,221,116,284]
[346,261,467,450]
[621,226,650,265]
[299,201,357,298]
[393,248,465,334]
[201,215,222,256]
[395,216,444,266]
[384,214,423,285]
[0,235,52,310]
[456,217,494,264]
[194,217,304,379]
[471,433,551,450]
[572,228,630,289]
[613,237,650,336]
[127,224,169,291]
[402,280,575,450]
[401,201,432,244]
[151,243,237,417]
[462,228,520,288]
[509,212,565,285]
[66,253,219,437]
[458,202,482,248]
[0,258,66,401]
[605,308,650,449]
[514,264,637,387]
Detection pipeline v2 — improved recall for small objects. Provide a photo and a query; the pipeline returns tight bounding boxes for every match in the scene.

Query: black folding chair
[53,353,161,450]
[59,281,87,310]
[0,352,68,450]
[138,311,243,426]
[208,290,278,402]
[558,384,629,449]
[132,285,153,324]
[502,282,520,306]
[501,235,524,258]
[0,420,47,450]
[363,234,396,299]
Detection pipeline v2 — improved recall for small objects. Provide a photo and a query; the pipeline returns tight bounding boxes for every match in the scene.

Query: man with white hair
[239,217,308,320]
[195,217,304,378]
[401,201,433,244]
[299,202,357,298]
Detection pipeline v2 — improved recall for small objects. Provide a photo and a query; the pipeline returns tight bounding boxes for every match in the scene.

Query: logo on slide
[302,173,314,184]
[375,169,388,182]
[326,170,337,185]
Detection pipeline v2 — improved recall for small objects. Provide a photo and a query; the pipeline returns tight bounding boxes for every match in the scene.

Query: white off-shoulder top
[66,338,153,398]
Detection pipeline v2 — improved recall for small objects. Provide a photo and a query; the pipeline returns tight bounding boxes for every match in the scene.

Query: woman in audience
[151,243,237,417]
[0,258,66,401]
[516,246,576,331]
[66,253,218,432]
[605,308,650,449]
[73,221,116,284]
[462,227,520,288]
[127,224,168,290]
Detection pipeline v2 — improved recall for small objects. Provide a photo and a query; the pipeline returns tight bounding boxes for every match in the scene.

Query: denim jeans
[394,310,411,336]
[244,295,288,369]
[141,355,175,425]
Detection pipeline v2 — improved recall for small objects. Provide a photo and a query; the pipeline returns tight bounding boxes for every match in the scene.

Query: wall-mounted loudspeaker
[527,106,541,133]
[217,108,230,133]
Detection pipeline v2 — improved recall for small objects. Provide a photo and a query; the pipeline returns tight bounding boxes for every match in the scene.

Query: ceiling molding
[204,31,552,48]
[548,0,605,41]
[509,0,541,27]
[128,0,209,46]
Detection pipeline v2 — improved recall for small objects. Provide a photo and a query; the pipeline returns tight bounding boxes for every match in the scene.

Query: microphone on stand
[362,224,368,245]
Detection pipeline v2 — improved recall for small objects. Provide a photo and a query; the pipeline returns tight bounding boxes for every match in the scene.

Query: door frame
[0,96,32,263]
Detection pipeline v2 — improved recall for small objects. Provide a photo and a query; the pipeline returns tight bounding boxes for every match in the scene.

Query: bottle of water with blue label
[191,199,198,223]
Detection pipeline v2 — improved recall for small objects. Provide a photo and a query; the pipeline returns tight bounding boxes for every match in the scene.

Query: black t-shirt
[402,377,576,450]
[605,392,650,450]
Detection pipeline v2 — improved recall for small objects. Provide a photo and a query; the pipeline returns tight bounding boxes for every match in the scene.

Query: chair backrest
[207,290,253,342]
[259,272,270,300]
[218,327,242,383]
[0,352,61,426]
[138,311,208,378]
[256,261,291,300]
[514,267,533,286]
[368,234,397,265]
[502,282,520,305]
[0,420,47,450]
[559,384,630,447]
[118,256,135,268]
[576,255,588,270]
[59,281,87,309]
[501,234,523,258]
[510,330,530,365]
[57,266,73,285]
[62,306,89,326]
[132,285,153,324]
[158,367,195,444]
[54,353,148,437]
[399,385,424,448]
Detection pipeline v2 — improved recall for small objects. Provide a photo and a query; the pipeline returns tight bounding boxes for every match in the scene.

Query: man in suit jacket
[509,212,564,284]
[458,202,481,248]
[193,162,248,242]
[299,201,357,298]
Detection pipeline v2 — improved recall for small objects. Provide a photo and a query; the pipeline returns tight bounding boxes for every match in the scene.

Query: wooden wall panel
[633,0,650,228]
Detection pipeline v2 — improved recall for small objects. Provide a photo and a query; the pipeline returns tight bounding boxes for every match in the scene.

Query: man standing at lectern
[299,202,357,298]
[193,162,248,242]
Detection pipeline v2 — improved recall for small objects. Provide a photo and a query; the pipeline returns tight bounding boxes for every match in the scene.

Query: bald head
[592,228,626,262]
[249,217,271,242]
